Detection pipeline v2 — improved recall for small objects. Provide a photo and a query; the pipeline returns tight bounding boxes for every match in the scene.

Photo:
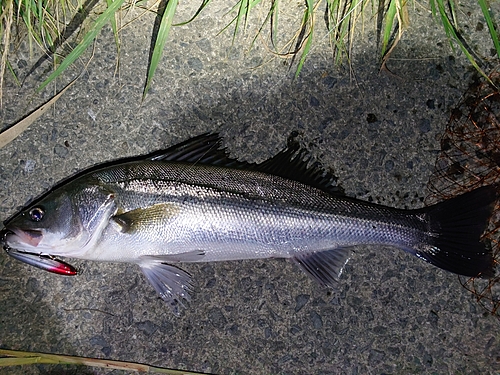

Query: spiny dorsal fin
[147,132,344,196]
[147,133,251,169]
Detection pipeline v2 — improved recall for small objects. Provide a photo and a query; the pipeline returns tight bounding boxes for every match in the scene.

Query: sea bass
[1,133,497,314]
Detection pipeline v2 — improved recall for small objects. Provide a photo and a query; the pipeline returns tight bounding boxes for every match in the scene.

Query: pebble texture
[0,2,499,374]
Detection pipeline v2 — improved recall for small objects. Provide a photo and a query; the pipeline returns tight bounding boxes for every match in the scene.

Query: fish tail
[416,185,498,278]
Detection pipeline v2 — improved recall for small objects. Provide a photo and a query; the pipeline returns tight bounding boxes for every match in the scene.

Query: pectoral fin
[292,247,352,288]
[112,203,180,234]
[139,258,194,316]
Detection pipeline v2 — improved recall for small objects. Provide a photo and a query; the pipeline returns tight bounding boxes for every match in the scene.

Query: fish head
[3,182,116,257]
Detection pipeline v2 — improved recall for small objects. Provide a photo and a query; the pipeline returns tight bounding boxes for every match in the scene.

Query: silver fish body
[1,134,496,314]
[80,161,426,261]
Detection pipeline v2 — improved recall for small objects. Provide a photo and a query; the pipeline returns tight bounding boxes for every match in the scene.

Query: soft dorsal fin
[146,132,344,196]
[253,134,345,196]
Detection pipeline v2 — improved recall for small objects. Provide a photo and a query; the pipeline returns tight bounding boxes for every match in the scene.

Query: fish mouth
[0,227,77,276]
[1,227,43,248]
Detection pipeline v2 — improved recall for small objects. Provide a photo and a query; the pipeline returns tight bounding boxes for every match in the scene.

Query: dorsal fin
[146,132,344,196]
[147,133,251,169]
[253,133,345,196]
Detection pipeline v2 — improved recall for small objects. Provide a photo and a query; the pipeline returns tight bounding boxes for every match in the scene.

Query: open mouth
[2,227,43,248]
[1,228,77,276]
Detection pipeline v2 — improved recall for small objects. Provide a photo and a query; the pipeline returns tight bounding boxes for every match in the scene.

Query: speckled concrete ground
[0,1,499,374]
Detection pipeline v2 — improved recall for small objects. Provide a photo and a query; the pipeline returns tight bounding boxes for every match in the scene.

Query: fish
[1,133,497,315]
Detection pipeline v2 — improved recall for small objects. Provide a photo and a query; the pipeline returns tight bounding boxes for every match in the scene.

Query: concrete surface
[0,1,499,374]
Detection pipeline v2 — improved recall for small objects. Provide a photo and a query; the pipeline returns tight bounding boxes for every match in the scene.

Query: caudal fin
[416,185,497,278]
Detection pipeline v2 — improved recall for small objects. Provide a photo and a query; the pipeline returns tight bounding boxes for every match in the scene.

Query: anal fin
[292,247,351,288]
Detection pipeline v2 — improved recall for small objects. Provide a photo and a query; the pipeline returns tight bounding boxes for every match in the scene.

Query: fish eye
[29,207,45,222]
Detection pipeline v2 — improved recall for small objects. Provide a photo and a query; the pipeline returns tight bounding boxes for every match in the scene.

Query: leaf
[0,77,78,149]
[143,0,179,100]
[430,0,490,83]
[249,0,279,52]
[295,28,313,78]
[217,0,262,39]
[294,0,314,78]
[0,348,206,374]
[325,0,364,66]
[381,0,397,56]
[38,0,127,92]
[380,0,409,67]
[174,0,211,27]
[106,0,121,56]
[234,0,250,44]
[0,0,13,106]
[478,0,500,58]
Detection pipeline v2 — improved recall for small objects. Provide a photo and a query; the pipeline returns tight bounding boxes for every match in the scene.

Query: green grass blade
[174,0,211,26]
[430,0,437,18]
[430,0,458,51]
[143,0,179,99]
[38,0,127,92]
[295,28,313,78]
[325,0,342,62]
[233,0,250,44]
[325,0,355,64]
[6,60,20,86]
[37,0,43,34]
[270,0,279,48]
[216,0,261,39]
[380,0,409,61]
[294,0,314,78]
[381,0,397,57]
[478,0,500,58]
[18,1,43,48]
[431,0,489,81]
[106,0,121,54]
[448,0,458,29]
[249,0,278,51]
[20,0,34,52]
